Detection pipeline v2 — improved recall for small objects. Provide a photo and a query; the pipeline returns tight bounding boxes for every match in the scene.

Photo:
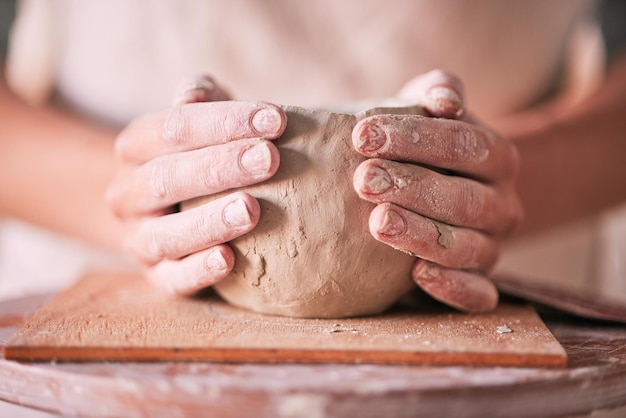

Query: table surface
[2,293,626,418]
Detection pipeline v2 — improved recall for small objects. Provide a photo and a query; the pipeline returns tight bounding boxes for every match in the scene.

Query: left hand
[352,70,523,312]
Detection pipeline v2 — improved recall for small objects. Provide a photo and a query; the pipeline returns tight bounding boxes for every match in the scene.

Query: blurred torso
[47,0,595,125]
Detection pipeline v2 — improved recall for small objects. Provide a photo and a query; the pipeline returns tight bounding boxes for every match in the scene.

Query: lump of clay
[190,105,425,318]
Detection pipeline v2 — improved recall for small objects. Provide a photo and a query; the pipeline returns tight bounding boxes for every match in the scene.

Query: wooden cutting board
[2,271,566,367]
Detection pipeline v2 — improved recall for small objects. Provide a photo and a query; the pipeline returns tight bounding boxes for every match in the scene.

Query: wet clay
[434,221,454,249]
[186,105,426,318]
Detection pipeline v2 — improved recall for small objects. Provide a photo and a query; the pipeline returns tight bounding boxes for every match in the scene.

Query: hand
[106,75,286,294]
[352,70,523,312]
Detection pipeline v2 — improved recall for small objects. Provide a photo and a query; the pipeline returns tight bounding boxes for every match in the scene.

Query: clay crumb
[325,324,358,334]
[249,254,267,287]
[497,325,513,334]
[286,240,299,258]
[410,131,420,144]
[394,177,409,189]
[434,222,454,249]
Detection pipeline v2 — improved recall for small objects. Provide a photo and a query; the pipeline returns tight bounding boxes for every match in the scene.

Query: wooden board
[5,293,626,418]
[3,271,566,367]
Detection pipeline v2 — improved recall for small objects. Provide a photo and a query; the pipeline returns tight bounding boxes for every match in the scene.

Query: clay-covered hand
[106,75,286,295]
[352,70,523,312]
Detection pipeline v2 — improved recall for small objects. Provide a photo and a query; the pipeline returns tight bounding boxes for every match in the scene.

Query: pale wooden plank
[3,271,566,366]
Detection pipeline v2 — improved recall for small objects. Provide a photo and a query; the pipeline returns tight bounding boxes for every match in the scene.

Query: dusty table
[1,293,626,418]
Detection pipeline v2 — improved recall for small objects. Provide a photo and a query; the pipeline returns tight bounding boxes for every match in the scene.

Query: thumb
[172,74,232,106]
[397,69,466,119]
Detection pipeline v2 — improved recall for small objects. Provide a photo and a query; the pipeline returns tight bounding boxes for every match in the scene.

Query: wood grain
[3,271,566,367]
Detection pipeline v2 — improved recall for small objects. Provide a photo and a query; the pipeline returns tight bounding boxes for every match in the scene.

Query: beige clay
[188,105,426,318]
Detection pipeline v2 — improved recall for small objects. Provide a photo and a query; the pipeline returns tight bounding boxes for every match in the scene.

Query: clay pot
[188,105,424,318]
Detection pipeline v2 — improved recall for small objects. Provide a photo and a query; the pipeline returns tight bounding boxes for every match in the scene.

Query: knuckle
[440,227,498,272]
[449,123,489,164]
[446,124,472,164]
[149,157,175,201]
[191,210,214,239]
[136,221,169,263]
[456,182,485,226]
[163,105,189,147]
[462,238,482,268]
[202,148,220,181]
[198,150,221,191]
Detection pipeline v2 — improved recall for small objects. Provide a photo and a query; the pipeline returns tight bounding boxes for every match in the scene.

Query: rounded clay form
[188,104,425,318]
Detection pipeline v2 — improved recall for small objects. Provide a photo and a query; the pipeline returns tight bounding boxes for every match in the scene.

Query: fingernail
[378,209,406,236]
[223,198,252,227]
[355,123,387,152]
[205,248,228,273]
[425,86,464,118]
[240,142,271,176]
[362,165,392,194]
[251,107,282,135]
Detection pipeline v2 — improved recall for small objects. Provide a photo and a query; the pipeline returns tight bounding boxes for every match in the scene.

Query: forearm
[0,77,125,251]
[494,54,626,236]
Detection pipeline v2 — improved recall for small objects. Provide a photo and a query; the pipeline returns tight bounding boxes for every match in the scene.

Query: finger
[172,74,231,105]
[369,203,498,273]
[126,192,259,265]
[397,69,465,119]
[107,138,279,216]
[352,115,519,182]
[354,159,521,236]
[412,260,498,313]
[116,101,287,164]
[146,244,235,295]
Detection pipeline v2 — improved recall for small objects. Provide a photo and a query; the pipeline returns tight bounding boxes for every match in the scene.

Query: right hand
[106,75,286,295]
[352,70,522,312]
